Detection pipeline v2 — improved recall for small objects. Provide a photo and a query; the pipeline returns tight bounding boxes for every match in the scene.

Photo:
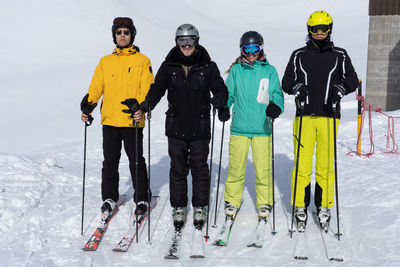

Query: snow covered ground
[1,0,400,266]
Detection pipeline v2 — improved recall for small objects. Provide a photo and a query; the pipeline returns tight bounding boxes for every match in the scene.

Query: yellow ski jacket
[88,45,154,127]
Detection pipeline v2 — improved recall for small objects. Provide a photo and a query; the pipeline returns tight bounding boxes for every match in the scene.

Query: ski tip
[190,255,205,259]
[330,257,344,262]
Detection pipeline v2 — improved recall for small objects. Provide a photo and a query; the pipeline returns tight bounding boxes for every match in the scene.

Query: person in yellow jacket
[80,17,154,218]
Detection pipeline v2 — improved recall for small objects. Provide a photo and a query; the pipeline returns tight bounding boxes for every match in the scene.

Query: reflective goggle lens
[241,44,262,55]
[309,25,330,35]
[176,37,197,47]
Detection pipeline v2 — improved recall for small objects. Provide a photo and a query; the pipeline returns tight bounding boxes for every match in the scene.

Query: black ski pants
[102,125,150,203]
[168,137,210,208]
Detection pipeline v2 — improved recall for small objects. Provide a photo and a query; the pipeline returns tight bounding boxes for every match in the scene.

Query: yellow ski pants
[224,134,272,209]
[291,116,339,208]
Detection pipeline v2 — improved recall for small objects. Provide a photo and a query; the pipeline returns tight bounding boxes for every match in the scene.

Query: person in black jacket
[140,23,229,231]
[282,11,359,232]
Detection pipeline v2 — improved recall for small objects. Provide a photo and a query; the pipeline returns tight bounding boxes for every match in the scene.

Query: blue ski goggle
[241,44,263,55]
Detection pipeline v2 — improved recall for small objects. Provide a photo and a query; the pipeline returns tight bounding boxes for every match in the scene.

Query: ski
[247,218,269,248]
[213,200,243,247]
[164,228,183,259]
[293,231,309,260]
[190,225,205,258]
[312,211,343,262]
[112,196,160,252]
[82,194,126,251]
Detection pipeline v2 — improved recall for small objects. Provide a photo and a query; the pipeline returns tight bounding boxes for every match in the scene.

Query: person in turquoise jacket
[223,31,284,222]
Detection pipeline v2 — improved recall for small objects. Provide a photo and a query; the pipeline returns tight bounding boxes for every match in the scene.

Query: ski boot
[101,198,116,221]
[294,207,307,233]
[224,202,238,221]
[193,206,207,230]
[317,207,331,233]
[258,204,272,222]
[135,201,149,216]
[172,206,187,231]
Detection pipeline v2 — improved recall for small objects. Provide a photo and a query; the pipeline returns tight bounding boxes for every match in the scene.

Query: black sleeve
[144,61,168,110]
[282,51,297,95]
[208,62,228,106]
[341,50,359,95]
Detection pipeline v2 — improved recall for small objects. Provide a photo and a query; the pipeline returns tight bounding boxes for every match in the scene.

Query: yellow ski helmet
[307,11,333,35]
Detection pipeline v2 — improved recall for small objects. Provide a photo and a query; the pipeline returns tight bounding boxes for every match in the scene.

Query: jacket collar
[165,45,211,66]
[306,39,334,52]
[112,45,140,56]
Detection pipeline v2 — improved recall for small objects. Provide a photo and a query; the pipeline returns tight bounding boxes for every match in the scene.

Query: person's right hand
[293,83,307,103]
[81,112,90,123]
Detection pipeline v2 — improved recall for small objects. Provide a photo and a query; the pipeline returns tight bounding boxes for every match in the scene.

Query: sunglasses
[309,24,331,35]
[115,30,131,36]
[176,36,197,47]
[241,44,263,56]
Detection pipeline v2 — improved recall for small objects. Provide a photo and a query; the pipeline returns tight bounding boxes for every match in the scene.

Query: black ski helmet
[240,31,264,47]
[112,17,137,45]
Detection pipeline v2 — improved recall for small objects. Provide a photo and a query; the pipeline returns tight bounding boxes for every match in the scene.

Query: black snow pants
[101,125,150,203]
[168,137,210,208]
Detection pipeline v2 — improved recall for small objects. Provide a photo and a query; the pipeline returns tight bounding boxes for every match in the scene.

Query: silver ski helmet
[175,23,199,46]
[112,17,136,45]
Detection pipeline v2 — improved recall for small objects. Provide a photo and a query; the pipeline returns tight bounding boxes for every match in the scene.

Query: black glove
[265,101,281,120]
[80,93,97,115]
[139,100,150,113]
[121,98,139,116]
[211,94,227,109]
[332,84,346,105]
[218,106,230,122]
[293,83,307,103]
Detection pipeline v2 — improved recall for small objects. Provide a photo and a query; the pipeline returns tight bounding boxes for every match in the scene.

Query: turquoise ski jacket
[226,59,284,137]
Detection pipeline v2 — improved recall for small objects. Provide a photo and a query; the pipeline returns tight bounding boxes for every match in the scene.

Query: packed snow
[1,0,400,266]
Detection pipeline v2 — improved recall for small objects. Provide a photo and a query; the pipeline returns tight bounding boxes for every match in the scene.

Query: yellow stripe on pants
[224,134,272,209]
[291,116,339,208]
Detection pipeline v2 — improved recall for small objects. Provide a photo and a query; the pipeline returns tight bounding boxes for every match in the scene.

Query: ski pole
[332,103,342,240]
[271,119,276,235]
[134,120,139,243]
[212,121,225,227]
[290,100,305,238]
[81,115,94,236]
[205,107,217,241]
[147,108,152,243]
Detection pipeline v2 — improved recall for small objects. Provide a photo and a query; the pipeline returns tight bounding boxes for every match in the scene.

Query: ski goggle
[176,36,197,47]
[308,24,331,35]
[241,44,263,56]
[115,30,131,36]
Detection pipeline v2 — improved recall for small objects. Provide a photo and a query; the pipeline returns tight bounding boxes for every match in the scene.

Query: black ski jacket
[145,45,228,139]
[282,39,359,119]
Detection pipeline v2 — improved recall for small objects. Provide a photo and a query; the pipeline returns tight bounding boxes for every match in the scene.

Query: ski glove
[332,84,346,105]
[218,106,230,122]
[80,93,97,115]
[139,100,150,113]
[211,94,227,109]
[121,98,139,116]
[265,101,281,120]
[293,83,307,103]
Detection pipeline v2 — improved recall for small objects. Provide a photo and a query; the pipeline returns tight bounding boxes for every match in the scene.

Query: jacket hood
[165,45,211,65]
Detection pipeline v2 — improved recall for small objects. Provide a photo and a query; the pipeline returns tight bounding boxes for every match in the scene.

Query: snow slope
[2,0,400,266]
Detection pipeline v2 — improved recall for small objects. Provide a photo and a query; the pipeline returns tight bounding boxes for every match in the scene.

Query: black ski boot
[135,201,149,216]
[101,198,116,221]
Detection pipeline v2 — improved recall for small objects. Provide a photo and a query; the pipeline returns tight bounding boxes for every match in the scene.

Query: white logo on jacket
[257,78,269,105]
